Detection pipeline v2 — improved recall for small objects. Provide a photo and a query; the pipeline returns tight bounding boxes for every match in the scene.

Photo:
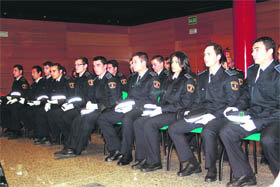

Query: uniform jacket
[9,76,30,98]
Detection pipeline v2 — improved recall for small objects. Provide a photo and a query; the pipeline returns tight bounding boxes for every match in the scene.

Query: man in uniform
[34,63,75,145]
[46,57,93,145]
[55,56,121,158]
[97,52,161,166]
[3,64,30,139]
[220,36,279,186]
[107,59,128,92]
[168,43,241,179]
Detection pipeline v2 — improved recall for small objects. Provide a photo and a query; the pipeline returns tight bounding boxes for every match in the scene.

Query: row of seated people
[0,36,279,187]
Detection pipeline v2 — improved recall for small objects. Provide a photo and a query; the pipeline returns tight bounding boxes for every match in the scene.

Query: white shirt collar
[98,71,106,80]
[157,69,163,76]
[138,69,148,78]
[16,76,22,81]
[56,74,63,82]
[209,64,221,76]
[79,71,86,77]
[35,77,43,83]
[260,59,274,71]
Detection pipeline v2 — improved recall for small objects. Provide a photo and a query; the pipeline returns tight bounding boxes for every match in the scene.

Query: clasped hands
[115,100,135,113]
[184,112,216,125]
[224,107,256,131]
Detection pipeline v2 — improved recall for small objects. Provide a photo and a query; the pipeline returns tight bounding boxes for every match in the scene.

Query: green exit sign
[188,16,197,25]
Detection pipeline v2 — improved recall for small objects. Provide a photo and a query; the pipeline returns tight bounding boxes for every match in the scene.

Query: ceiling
[1,0,269,26]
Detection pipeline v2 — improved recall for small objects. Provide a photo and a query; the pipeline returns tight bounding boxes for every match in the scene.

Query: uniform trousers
[260,123,279,178]
[98,108,142,155]
[168,119,204,162]
[201,118,227,169]
[133,113,177,164]
[34,107,50,138]
[20,106,38,131]
[219,122,258,178]
[65,111,100,154]
[6,103,23,132]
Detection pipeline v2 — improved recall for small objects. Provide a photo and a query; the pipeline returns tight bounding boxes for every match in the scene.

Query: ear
[267,48,273,56]
[217,54,221,62]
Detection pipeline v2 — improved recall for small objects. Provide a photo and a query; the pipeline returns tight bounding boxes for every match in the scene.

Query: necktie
[255,69,263,83]
[136,75,141,82]
[209,74,214,83]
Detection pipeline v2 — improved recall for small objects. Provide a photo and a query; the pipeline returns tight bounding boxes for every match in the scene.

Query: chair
[218,133,261,181]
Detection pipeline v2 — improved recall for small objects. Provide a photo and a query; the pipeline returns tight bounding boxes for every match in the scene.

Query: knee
[201,128,216,139]
[219,126,233,140]
[261,135,274,148]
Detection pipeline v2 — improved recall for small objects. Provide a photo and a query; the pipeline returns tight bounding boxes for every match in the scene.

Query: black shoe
[40,137,51,145]
[205,168,217,182]
[177,163,202,177]
[227,175,256,187]
[54,148,70,157]
[117,154,132,166]
[34,138,42,145]
[105,150,122,162]
[131,159,146,170]
[56,148,78,158]
[141,163,162,172]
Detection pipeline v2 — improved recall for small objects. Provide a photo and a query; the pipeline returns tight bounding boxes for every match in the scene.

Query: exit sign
[188,16,197,25]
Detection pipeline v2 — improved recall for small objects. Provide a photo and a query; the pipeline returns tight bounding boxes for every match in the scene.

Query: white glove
[194,113,216,125]
[115,100,135,111]
[27,102,35,106]
[224,107,239,117]
[121,104,133,113]
[47,99,58,104]
[7,98,18,104]
[184,111,190,116]
[61,103,74,111]
[149,107,162,117]
[144,104,158,109]
[44,103,51,112]
[33,100,41,106]
[240,119,256,131]
[86,101,98,110]
[6,96,12,100]
[226,114,251,123]
[19,97,25,104]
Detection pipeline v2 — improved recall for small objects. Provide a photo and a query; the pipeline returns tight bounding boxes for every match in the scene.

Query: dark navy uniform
[168,66,241,168]
[157,68,169,98]
[220,61,280,178]
[97,70,161,158]
[63,72,121,155]
[116,72,128,93]
[47,71,94,143]
[133,71,196,165]
[5,76,30,136]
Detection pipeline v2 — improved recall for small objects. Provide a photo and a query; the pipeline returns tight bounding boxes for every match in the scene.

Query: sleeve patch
[69,82,75,88]
[230,81,239,91]
[153,80,160,88]
[105,73,112,79]
[22,84,28,89]
[108,82,117,89]
[121,79,127,85]
[187,84,195,93]
[88,79,94,86]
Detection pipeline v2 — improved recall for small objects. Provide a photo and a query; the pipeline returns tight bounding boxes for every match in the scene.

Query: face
[129,60,134,72]
[50,65,62,80]
[93,60,107,76]
[151,59,164,73]
[171,56,182,73]
[43,65,51,77]
[132,56,145,73]
[164,59,170,70]
[252,41,273,65]
[204,46,220,68]
[221,62,229,70]
[227,60,235,69]
[13,67,22,79]
[75,59,87,74]
[107,64,117,75]
[31,68,41,80]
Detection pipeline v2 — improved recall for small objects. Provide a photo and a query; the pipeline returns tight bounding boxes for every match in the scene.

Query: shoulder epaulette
[117,72,123,77]
[184,73,192,79]
[248,64,256,69]
[105,72,113,79]
[274,64,280,73]
[225,69,238,76]
[149,72,157,76]
[84,71,91,77]
[64,75,70,80]
[198,70,207,76]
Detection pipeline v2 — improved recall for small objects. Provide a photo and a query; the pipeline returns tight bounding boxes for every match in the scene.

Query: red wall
[1,0,279,95]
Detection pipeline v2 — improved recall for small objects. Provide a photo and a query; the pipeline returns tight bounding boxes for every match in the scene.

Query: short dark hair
[220,53,227,64]
[205,42,223,57]
[51,63,63,71]
[253,36,276,58]
[170,51,190,72]
[93,56,107,65]
[75,57,88,65]
[132,52,149,68]
[43,61,53,67]
[32,65,43,74]
[13,64,24,74]
[151,55,164,63]
[107,60,119,69]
